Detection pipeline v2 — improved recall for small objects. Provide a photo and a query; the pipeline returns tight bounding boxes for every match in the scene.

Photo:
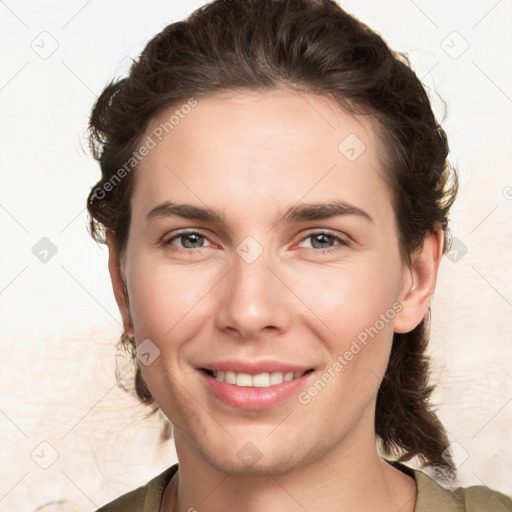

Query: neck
[163,431,417,512]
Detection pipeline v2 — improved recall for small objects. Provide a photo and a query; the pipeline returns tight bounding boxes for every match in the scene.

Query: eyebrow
[146,200,374,225]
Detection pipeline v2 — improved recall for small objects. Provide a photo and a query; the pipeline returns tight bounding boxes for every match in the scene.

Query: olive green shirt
[96,461,512,511]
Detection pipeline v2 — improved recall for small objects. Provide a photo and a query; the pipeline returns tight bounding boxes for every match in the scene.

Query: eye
[161,229,349,254]
[297,231,349,254]
[163,231,213,250]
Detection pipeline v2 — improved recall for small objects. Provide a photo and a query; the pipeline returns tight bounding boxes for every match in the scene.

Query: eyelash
[161,230,349,255]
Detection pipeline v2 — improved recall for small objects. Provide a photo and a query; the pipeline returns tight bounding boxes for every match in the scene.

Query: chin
[191,433,317,477]
[209,451,306,477]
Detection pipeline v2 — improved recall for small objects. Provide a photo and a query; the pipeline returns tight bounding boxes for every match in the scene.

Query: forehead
[132,88,392,225]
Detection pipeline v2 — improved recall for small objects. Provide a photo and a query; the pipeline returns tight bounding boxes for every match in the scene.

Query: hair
[86,0,458,477]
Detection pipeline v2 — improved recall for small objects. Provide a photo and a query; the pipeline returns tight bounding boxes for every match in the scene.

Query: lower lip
[200,371,312,410]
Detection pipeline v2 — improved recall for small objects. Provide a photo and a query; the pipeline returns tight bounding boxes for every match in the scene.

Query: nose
[214,240,293,341]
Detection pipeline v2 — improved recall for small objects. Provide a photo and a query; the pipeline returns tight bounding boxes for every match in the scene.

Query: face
[109,88,431,476]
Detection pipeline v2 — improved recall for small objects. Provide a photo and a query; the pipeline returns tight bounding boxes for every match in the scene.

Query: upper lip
[199,360,314,375]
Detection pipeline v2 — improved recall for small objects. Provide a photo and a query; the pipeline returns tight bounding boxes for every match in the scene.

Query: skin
[107,88,444,512]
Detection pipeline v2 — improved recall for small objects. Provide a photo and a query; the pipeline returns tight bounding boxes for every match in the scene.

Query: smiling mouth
[201,369,314,387]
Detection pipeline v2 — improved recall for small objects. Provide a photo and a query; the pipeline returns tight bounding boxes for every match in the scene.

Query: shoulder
[95,464,178,512]
[410,466,512,512]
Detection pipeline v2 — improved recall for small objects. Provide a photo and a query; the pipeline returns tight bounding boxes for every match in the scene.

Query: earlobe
[106,230,135,337]
[393,227,444,334]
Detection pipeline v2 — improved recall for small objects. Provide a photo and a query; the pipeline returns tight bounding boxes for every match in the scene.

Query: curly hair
[86,0,458,476]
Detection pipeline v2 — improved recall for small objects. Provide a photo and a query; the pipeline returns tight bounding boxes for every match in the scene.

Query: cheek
[296,254,403,341]
[299,254,402,407]
[125,240,403,351]
[125,254,219,342]
[301,263,400,412]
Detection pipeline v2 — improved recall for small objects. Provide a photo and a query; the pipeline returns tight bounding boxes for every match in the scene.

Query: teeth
[252,373,270,387]
[211,370,305,387]
[270,372,284,385]
[236,373,252,387]
[225,371,236,385]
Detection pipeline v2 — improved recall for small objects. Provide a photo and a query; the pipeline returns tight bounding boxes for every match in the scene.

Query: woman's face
[111,88,423,475]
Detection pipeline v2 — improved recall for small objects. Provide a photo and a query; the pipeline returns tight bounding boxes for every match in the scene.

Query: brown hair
[87,0,458,477]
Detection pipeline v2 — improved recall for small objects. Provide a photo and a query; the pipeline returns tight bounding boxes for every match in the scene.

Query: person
[85,0,512,510]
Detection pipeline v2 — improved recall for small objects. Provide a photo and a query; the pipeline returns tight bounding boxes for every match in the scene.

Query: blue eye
[162,229,349,254]
[299,231,349,253]
[164,231,211,249]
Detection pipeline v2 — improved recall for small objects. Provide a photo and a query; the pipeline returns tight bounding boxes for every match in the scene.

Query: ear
[393,226,445,334]
[106,229,135,337]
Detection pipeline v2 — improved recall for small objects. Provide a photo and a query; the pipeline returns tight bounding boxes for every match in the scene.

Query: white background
[0,1,511,510]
